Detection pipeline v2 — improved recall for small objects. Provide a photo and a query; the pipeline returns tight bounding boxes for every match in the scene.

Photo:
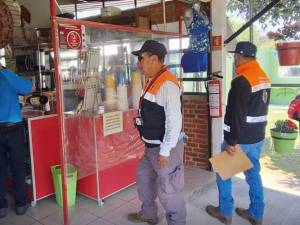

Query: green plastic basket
[51,164,77,208]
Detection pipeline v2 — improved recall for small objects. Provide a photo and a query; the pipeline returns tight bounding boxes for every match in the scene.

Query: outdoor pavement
[0,166,300,225]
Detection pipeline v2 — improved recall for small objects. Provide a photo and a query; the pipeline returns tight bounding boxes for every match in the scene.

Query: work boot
[235,207,262,225]
[206,205,232,225]
[0,208,7,218]
[15,203,29,215]
[128,211,158,225]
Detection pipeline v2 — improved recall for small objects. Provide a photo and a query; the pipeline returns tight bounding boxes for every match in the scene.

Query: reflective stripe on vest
[224,124,230,132]
[142,136,162,145]
[143,92,156,103]
[252,83,271,93]
[224,115,267,132]
[246,115,267,123]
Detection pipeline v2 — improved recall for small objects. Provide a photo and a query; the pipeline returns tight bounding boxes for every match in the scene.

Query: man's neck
[148,64,164,78]
[241,58,254,65]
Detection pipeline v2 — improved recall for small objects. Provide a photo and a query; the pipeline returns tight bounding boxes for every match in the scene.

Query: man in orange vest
[206,42,271,225]
[128,40,186,225]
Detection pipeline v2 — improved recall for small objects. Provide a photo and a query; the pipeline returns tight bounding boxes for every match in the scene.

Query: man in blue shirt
[0,63,34,218]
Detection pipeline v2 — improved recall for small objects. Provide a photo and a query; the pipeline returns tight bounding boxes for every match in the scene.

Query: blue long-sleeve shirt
[0,69,32,123]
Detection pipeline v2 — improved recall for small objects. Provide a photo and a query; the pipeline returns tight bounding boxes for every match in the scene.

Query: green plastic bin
[51,164,77,208]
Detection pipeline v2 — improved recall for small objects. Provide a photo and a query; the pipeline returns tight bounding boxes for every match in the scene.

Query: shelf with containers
[52,18,182,204]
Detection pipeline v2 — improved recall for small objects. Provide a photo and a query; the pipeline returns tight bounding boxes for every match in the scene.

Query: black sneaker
[15,203,29,215]
[0,208,7,218]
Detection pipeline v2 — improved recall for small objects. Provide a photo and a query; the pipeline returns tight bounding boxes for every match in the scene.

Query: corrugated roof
[59,0,170,13]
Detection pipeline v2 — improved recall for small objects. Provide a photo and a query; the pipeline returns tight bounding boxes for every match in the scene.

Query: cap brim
[228,51,256,58]
[131,50,142,56]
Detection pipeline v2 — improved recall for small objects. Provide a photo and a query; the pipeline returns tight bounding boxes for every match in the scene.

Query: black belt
[0,122,22,128]
[145,143,160,148]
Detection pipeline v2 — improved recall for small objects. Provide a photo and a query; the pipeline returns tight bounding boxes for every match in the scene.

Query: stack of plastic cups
[131,71,142,109]
[116,69,129,111]
[117,84,129,111]
[105,74,117,111]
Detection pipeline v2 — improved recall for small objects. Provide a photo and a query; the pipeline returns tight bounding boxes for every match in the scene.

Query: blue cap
[132,40,167,58]
[228,41,257,58]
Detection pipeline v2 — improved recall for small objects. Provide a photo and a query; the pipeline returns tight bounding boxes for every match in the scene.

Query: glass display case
[53,18,182,204]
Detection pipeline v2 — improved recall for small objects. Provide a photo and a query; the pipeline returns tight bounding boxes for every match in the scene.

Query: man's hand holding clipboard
[209,145,253,180]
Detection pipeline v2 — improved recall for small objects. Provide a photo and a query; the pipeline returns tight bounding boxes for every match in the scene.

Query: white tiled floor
[1,167,300,225]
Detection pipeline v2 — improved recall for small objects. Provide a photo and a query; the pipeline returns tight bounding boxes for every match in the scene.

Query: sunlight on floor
[237,105,300,197]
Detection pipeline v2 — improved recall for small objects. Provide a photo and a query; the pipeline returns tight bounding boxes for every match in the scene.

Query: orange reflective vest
[224,60,271,145]
[139,67,180,147]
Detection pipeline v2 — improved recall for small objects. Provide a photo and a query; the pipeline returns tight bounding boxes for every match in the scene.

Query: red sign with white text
[59,24,85,49]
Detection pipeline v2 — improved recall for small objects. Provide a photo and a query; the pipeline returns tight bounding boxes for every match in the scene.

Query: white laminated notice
[103,111,123,136]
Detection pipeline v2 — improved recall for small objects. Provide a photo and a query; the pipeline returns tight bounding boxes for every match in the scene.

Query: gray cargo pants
[136,140,186,225]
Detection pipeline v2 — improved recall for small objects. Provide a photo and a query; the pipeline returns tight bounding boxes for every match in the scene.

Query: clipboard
[209,145,253,180]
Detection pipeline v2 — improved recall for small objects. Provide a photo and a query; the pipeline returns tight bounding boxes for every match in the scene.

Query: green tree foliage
[226,0,300,29]
[228,17,263,44]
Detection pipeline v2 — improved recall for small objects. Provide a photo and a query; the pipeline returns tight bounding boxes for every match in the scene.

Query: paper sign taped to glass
[209,145,253,180]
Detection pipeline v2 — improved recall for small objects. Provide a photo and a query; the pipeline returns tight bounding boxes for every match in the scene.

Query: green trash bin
[51,164,77,208]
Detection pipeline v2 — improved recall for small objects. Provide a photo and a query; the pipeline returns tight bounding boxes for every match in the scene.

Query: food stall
[52,18,181,205]
[1,0,229,224]
[1,0,184,209]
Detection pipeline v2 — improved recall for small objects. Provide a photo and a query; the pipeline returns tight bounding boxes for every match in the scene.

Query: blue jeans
[216,140,265,220]
[0,124,28,208]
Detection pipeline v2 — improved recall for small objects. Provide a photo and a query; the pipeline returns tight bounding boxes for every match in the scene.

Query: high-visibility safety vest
[224,60,271,145]
[139,67,180,147]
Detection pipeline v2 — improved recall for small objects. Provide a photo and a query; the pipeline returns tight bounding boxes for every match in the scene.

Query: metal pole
[36,31,42,95]
[75,0,78,20]
[49,1,69,225]
[249,0,253,42]
[162,0,166,31]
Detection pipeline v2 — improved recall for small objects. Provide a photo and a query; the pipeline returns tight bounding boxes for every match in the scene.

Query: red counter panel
[28,115,60,201]
[66,110,144,200]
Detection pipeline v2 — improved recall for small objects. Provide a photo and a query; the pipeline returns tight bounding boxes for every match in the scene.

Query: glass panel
[278,65,300,78]
[54,20,181,203]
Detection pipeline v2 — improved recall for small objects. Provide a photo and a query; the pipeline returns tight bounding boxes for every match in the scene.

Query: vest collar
[235,60,259,76]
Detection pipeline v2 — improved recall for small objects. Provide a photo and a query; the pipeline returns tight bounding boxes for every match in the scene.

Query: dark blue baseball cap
[228,41,257,58]
[132,40,167,58]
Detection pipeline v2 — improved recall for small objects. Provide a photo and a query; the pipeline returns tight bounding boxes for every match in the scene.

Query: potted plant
[271,119,298,154]
[267,22,300,66]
